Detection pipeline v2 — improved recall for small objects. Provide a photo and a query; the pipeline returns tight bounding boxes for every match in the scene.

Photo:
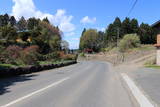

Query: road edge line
[121,73,155,107]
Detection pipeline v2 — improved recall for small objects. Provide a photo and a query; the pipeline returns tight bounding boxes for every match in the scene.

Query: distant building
[151,20,160,33]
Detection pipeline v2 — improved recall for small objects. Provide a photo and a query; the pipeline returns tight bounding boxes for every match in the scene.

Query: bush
[118,34,140,52]
[59,51,77,60]
[39,52,60,61]
[0,45,23,64]
[79,53,86,57]
[21,45,39,65]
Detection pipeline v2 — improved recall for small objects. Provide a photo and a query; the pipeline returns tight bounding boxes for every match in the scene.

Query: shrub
[21,45,39,65]
[0,45,22,64]
[40,52,60,61]
[118,34,140,52]
[59,51,77,60]
[79,53,86,57]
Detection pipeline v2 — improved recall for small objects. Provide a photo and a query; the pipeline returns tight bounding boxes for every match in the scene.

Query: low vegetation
[118,34,140,52]
[144,58,160,69]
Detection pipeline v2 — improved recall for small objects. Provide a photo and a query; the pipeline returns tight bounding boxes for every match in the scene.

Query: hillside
[80,45,156,66]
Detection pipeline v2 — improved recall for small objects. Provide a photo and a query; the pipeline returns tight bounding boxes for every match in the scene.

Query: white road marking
[1,77,70,107]
[121,73,155,107]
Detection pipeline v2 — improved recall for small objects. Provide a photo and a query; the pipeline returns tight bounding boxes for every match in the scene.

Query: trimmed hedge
[0,60,77,78]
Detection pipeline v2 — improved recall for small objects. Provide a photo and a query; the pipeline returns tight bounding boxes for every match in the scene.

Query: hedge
[0,60,77,78]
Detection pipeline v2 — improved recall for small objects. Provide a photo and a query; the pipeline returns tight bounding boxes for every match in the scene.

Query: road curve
[0,61,137,107]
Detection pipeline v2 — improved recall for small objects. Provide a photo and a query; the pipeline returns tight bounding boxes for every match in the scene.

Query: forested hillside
[79,17,158,52]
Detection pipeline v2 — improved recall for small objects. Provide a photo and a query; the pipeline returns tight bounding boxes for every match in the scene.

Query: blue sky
[0,0,160,49]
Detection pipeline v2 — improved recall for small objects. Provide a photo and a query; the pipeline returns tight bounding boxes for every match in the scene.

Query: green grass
[0,64,16,69]
[145,64,160,69]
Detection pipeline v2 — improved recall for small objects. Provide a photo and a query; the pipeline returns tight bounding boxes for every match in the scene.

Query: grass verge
[145,64,160,69]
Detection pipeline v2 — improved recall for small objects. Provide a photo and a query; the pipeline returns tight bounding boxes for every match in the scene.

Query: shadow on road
[0,74,38,95]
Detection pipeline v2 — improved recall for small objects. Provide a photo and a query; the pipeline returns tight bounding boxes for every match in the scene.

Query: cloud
[71,37,79,41]
[80,16,96,24]
[11,0,75,33]
[97,27,105,32]
[66,32,75,36]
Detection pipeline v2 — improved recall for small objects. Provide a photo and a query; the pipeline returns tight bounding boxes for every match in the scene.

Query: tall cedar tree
[17,16,27,31]
[10,16,16,26]
[43,17,50,24]
[130,18,139,34]
[27,17,40,30]
[121,17,132,35]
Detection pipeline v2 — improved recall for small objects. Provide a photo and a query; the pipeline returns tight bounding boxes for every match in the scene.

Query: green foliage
[0,14,10,26]
[118,34,140,52]
[17,16,27,31]
[0,25,17,44]
[10,16,16,26]
[39,52,60,61]
[42,17,50,24]
[138,23,156,44]
[130,18,139,33]
[79,29,101,52]
[0,13,76,71]
[79,53,86,57]
[107,17,122,44]
[27,17,40,30]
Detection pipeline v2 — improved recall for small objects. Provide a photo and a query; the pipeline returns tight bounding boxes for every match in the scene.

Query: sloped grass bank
[0,60,77,78]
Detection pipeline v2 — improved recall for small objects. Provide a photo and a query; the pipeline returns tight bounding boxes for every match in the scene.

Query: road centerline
[0,77,70,107]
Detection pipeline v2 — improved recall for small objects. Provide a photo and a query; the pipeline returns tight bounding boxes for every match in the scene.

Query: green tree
[79,28,86,50]
[106,24,116,44]
[0,25,17,44]
[105,17,122,46]
[17,16,27,31]
[42,17,50,24]
[81,28,86,36]
[3,14,9,26]
[121,17,131,35]
[98,31,105,48]
[130,18,139,34]
[0,14,10,26]
[27,17,39,30]
[10,16,16,26]
[80,29,100,52]
[138,23,155,44]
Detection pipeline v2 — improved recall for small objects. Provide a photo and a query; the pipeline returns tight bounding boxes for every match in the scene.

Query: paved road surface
[128,67,160,106]
[0,61,137,107]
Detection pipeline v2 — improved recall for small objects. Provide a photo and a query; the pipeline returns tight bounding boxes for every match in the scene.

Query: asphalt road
[128,67,160,106]
[0,61,137,107]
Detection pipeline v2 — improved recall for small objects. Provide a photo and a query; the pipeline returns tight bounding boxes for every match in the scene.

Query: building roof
[151,20,160,28]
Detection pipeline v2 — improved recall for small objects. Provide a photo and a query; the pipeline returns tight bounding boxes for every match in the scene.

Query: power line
[127,0,138,16]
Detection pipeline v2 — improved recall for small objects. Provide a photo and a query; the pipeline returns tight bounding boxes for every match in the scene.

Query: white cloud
[71,37,79,41]
[66,32,75,36]
[97,27,105,32]
[11,0,75,33]
[80,16,96,24]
